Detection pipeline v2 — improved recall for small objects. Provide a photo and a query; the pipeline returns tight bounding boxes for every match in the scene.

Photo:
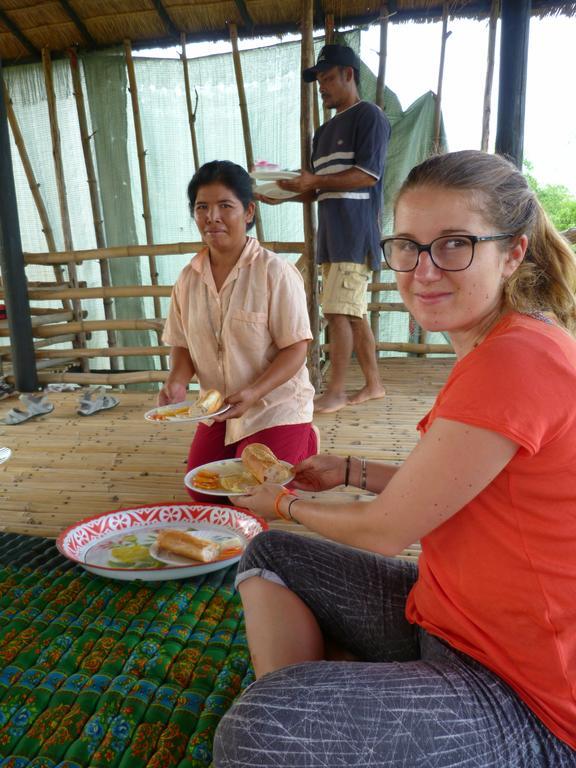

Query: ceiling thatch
[0,0,575,66]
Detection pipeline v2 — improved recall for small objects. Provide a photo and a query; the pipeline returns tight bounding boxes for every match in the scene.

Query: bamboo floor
[0,357,453,558]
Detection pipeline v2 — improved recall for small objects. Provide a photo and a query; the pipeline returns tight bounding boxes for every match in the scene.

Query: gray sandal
[77,387,119,416]
[3,393,54,425]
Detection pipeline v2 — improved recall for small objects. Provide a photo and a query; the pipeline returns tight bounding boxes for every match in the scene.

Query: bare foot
[313,392,348,414]
[347,386,386,406]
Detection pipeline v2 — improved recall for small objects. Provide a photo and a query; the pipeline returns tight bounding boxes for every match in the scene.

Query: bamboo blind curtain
[1,31,446,372]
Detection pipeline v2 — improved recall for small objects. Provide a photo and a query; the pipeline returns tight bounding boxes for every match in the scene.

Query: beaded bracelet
[344,455,351,487]
[360,457,367,491]
[287,496,301,523]
[274,488,294,521]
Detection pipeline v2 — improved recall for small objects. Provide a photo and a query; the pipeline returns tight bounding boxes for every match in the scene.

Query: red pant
[186,421,317,503]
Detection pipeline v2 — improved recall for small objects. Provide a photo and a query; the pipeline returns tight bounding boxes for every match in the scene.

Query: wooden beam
[481,0,499,151]
[42,47,89,368]
[375,3,389,110]
[301,0,321,390]
[228,22,264,241]
[433,1,451,152]
[124,37,165,364]
[321,14,334,125]
[180,33,200,172]
[233,0,254,31]
[149,0,180,38]
[495,0,530,168]
[24,240,305,265]
[0,63,38,391]
[314,0,326,29]
[68,49,119,369]
[2,77,71,310]
[57,0,96,46]
[0,9,39,58]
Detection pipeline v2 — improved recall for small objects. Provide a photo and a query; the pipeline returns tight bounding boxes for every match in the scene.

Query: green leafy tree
[524,161,576,232]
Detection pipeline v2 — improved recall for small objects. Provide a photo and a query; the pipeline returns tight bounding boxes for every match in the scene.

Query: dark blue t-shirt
[312,100,390,270]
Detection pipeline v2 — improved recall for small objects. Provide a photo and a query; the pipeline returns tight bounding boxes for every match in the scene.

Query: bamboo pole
[24,241,305,265]
[228,22,264,241]
[481,0,500,151]
[33,318,165,338]
[322,341,453,355]
[26,285,174,301]
[375,3,389,110]
[301,0,321,390]
[123,39,164,353]
[367,302,408,312]
[42,47,89,370]
[33,345,168,359]
[180,32,200,172]
[371,3,390,348]
[2,78,71,311]
[433,2,450,153]
[322,13,334,125]
[68,48,119,369]
[36,370,169,385]
[369,281,399,292]
[34,334,77,348]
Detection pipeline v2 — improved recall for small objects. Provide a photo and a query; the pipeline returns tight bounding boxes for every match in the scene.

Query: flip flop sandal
[2,394,54,425]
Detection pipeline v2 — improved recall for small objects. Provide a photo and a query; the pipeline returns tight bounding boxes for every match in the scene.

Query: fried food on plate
[193,469,221,490]
[241,443,293,484]
[196,389,225,415]
[156,529,220,563]
[220,472,258,493]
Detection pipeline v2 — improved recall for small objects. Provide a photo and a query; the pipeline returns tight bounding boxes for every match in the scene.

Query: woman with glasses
[214,150,576,767]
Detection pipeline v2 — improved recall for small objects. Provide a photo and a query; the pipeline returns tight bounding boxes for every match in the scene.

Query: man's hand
[277,170,317,195]
[254,191,285,206]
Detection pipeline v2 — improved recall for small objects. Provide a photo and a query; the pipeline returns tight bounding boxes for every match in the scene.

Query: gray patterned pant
[213,531,576,767]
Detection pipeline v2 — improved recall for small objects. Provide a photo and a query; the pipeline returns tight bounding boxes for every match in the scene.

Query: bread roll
[196,389,224,415]
[241,443,293,484]
[156,530,220,563]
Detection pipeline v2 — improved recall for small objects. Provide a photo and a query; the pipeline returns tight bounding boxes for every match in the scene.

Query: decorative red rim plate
[56,503,267,577]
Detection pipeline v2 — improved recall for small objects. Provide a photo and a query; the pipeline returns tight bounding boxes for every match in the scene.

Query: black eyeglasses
[380,234,513,272]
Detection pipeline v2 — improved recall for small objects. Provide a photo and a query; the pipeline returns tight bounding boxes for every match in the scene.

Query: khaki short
[321,262,371,318]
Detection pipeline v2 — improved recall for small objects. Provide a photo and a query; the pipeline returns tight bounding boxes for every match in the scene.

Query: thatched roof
[0,0,575,66]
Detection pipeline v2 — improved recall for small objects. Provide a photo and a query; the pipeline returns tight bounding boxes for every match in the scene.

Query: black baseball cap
[303,44,361,82]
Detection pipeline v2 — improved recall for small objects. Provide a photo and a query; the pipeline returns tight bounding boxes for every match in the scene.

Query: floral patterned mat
[0,533,252,767]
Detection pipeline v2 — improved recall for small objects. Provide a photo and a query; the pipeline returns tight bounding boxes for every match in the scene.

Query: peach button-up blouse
[162,237,315,445]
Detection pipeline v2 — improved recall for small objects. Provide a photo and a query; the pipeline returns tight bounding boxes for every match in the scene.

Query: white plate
[56,503,266,581]
[250,169,300,181]
[144,400,231,423]
[253,181,301,200]
[185,457,294,497]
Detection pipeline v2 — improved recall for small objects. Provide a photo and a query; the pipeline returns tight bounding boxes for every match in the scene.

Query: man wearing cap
[256,44,391,414]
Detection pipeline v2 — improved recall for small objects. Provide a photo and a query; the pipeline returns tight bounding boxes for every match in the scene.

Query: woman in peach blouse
[160,160,317,500]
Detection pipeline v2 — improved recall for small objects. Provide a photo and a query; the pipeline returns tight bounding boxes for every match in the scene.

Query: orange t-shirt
[406,312,576,750]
